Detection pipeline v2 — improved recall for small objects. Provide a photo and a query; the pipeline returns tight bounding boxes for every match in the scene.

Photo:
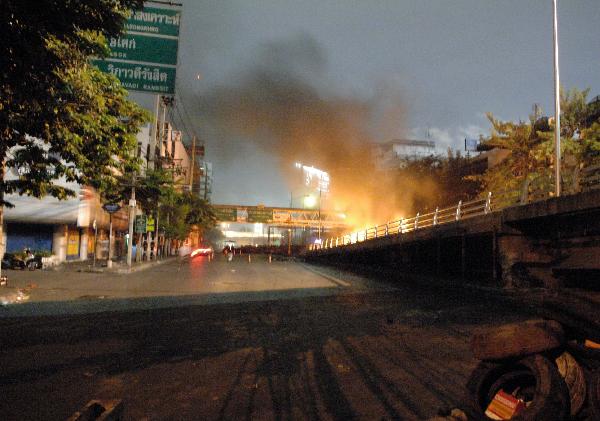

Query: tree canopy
[1,0,147,206]
[113,168,217,242]
[390,151,481,213]
[475,88,600,194]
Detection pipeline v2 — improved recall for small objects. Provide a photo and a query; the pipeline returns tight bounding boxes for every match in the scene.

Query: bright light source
[314,238,323,245]
[294,162,330,193]
[191,247,212,257]
[303,195,317,208]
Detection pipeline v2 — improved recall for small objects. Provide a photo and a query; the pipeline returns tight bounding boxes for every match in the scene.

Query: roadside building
[2,182,129,263]
[372,139,436,170]
[0,123,208,263]
[196,160,213,201]
[0,128,151,263]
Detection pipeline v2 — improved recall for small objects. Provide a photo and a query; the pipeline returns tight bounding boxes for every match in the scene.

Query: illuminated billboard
[294,163,330,193]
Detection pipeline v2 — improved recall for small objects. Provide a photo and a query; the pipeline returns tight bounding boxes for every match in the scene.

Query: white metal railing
[308,162,600,252]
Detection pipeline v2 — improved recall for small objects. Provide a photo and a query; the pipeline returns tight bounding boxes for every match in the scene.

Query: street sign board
[107,34,178,65]
[93,60,176,94]
[93,5,180,94]
[213,207,237,222]
[134,215,147,233]
[102,203,122,214]
[146,217,155,232]
[247,208,273,223]
[125,7,181,37]
[273,210,292,223]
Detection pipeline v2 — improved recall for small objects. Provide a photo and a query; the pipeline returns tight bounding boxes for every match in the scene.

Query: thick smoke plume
[198,35,427,229]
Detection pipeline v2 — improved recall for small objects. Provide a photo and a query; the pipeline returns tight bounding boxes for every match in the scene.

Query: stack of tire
[466,319,600,420]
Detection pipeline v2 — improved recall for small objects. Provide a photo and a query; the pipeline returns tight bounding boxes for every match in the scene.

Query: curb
[115,257,175,274]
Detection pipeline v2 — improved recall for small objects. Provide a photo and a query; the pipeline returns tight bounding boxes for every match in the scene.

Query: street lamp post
[318,187,322,240]
[553,0,561,197]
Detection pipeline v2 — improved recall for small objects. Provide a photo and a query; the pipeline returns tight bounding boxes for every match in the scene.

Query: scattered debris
[0,288,31,306]
[66,399,123,421]
[427,408,468,421]
[467,319,600,420]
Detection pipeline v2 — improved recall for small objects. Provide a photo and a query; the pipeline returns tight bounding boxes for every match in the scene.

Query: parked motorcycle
[1,250,42,270]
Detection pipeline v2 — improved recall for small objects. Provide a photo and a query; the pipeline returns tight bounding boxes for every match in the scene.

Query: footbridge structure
[212,204,349,230]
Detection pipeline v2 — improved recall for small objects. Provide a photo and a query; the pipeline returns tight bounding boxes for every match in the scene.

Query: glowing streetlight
[303,194,317,208]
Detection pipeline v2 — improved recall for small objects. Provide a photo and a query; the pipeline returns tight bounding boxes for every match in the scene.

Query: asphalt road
[0,255,373,316]
[0,255,536,420]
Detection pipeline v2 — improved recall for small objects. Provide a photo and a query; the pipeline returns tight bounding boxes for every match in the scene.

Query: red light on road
[191,248,213,257]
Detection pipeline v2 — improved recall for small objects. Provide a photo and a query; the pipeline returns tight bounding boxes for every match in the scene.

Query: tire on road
[555,351,586,417]
[466,354,570,421]
[588,369,600,421]
[471,319,565,361]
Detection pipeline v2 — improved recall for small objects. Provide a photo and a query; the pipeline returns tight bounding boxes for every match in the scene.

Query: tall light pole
[318,186,322,240]
[553,0,561,197]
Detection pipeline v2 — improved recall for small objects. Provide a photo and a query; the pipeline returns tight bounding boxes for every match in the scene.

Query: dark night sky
[134,0,600,206]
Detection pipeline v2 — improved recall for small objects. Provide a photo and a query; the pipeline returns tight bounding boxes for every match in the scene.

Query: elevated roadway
[306,189,600,289]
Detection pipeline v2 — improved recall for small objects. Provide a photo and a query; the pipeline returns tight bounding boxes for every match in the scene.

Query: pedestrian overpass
[211,204,349,230]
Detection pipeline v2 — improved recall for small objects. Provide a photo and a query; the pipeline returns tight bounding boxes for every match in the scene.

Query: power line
[175,90,200,140]
[173,101,194,144]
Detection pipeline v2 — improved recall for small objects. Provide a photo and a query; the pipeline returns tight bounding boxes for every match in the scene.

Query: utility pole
[318,187,322,240]
[127,177,136,269]
[204,165,209,200]
[107,213,113,268]
[93,219,97,268]
[148,95,160,171]
[189,135,196,192]
[553,0,561,197]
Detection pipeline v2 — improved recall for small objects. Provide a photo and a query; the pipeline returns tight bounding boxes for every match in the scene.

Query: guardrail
[310,162,600,251]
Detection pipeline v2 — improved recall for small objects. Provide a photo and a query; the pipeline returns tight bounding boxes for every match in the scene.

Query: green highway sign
[134,215,147,234]
[126,7,181,37]
[93,60,176,94]
[247,208,273,223]
[213,207,237,222]
[107,34,178,65]
[93,5,180,95]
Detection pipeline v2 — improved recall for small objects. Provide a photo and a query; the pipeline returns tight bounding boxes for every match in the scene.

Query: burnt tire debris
[465,319,600,420]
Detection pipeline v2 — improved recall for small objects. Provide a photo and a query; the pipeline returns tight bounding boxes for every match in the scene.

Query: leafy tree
[1,0,146,206]
[184,193,217,229]
[392,152,480,213]
[110,169,216,257]
[474,114,537,194]
[159,190,216,243]
[475,88,600,195]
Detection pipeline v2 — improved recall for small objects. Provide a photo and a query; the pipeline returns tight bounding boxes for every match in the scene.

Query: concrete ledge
[502,189,600,222]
